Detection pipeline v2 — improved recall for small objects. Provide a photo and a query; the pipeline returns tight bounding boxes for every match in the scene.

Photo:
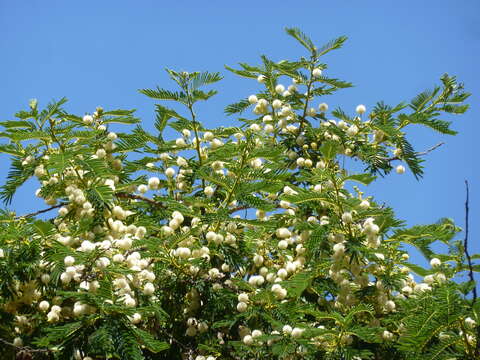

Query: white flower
[272,99,282,109]
[430,258,441,267]
[238,293,249,303]
[107,132,117,140]
[396,165,405,174]
[138,184,148,193]
[275,84,285,94]
[312,68,322,78]
[13,337,23,347]
[276,227,291,239]
[176,247,191,259]
[465,317,476,328]
[83,115,94,125]
[291,327,304,338]
[359,200,370,209]
[38,300,50,312]
[342,212,353,224]
[250,123,261,132]
[384,300,396,312]
[211,138,223,149]
[282,325,293,335]
[252,329,263,338]
[96,148,106,158]
[283,186,298,196]
[319,103,328,112]
[346,125,359,136]
[64,256,75,266]
[356,104,366,114]
[257,75,266,83]
[204,186,215,197]
[143,282,155,295]
[237,301,248,312]
[243,334,254,345]
[165,167,175,177]
[248,95,258,104]
[176,138,186,147]
[382,330,393,341]
[148,177,160,190]
[202,131,214,141]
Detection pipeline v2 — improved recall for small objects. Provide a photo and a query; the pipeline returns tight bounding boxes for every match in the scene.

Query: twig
[386,142,445,162]
[16,203,65,219]
[415,142,445,156]
[0,337,51,353]
[116,192,165,208]
[463,180,477,301]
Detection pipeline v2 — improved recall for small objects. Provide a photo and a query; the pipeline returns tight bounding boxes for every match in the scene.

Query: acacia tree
[0,28,477,360]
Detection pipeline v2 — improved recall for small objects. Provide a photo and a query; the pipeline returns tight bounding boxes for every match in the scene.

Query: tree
[0,28,477,360]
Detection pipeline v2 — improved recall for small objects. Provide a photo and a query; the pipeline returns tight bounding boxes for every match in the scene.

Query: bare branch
[16,203,65,219]
[386,142,445,162]
[0,337,52,354]
[463,180,477,301]
[116,192,165,208]
[415,142,445,156]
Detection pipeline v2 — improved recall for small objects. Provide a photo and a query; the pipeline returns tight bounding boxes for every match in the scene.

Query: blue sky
[0,1,478,276]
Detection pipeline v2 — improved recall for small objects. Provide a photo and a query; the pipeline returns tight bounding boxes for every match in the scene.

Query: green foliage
[0,28,475,360]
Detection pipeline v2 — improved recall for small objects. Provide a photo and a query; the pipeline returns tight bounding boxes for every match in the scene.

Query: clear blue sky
[0,1,478,275]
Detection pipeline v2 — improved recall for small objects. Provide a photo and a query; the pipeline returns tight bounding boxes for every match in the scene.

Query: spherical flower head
[176,247,191,259]
[165,167,175,178]
[291,327,304,338]
[143,282,155,295]
[318,103,328,112]
[359,200,370,209]
[249,123,261,132]
[204,186,215,197]
[237,301,248,312]
[276,227,291,239]
[83,115,94,125]
[430,257,441,267]
[384,300,396,312]
[38,300,50,312]
[247,94,258,104]
[238,293,249,303]
[148,177,160,190]
[382,330,393,341]
[96,148,106,159]
[333,243,345,254]
[243,334,254,345]
[346,125,359,137]
[107,132,118,141]
[396,165,406,174]
[282,325,293,335]
[312,68,322,78]
[356,104,366,114]
[272,99,282,109]
[341,212,353,224]
[465,317,476,328]
[307,107,316,117]
[257,75,266,83]
[275,84,285,94]
[251,329,263,338]
[64,256,75,266]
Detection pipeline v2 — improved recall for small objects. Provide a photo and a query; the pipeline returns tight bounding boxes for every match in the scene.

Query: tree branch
[415,142,445,156]
[463,180,476,301]
[386,142,445,162]
[0,337,51,354]
[16,203,65,219]
[116,192,165,208]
